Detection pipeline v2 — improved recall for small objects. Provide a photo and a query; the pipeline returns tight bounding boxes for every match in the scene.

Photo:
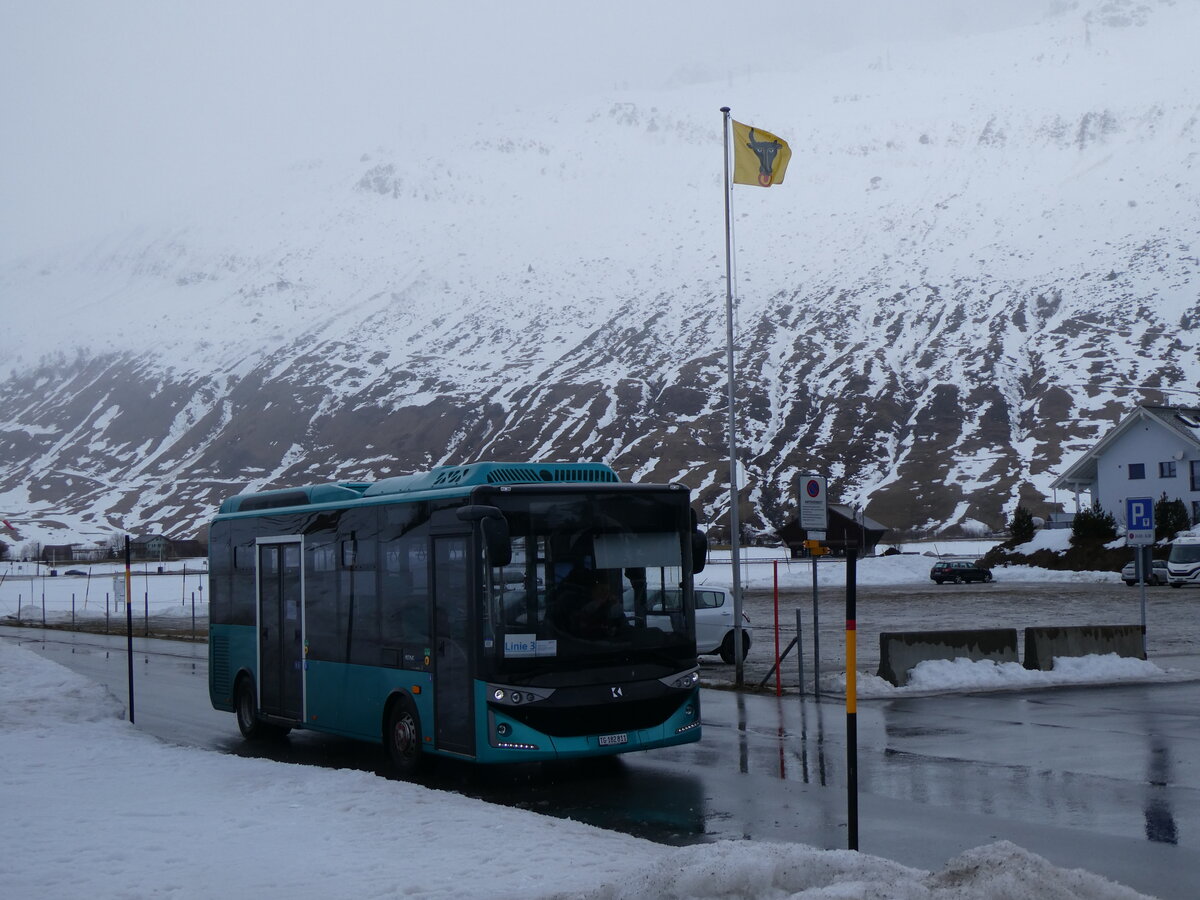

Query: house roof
[1051,404,1200,490]
[829,504,889,533]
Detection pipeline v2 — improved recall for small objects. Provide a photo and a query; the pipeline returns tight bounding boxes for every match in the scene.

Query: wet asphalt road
[3,581,1200,900]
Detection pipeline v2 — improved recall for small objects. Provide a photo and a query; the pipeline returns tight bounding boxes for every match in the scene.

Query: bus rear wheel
[385,695,424,778]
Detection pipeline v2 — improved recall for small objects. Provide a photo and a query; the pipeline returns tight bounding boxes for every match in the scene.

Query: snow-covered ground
[0,639,1153,899]
[848,653,1186,698]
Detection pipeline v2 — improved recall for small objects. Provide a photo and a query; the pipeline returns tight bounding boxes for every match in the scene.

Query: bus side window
[229,520,258,627]
[305,537,339,661]
[208,522,233,624]
[342,511,381,668]
[402,532,431,648]
[380,530,432,668]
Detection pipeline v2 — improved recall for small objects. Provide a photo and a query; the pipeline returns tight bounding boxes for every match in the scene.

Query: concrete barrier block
[877,629,1019,686]
[1023,625,1145,671]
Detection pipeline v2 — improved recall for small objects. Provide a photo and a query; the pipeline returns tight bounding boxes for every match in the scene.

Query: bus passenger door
[258,540,304,722]
[432,535,474,756]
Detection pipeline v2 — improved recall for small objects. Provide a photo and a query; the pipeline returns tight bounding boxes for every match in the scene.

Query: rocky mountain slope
[2,1,1198,547]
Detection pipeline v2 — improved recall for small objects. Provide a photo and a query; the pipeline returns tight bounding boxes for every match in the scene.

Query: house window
[1128,463,1145,480]
[1193,460,1200,493]
[1160,461,1177,478]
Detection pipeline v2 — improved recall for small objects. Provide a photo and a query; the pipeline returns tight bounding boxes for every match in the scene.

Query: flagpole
[720,106,745,687]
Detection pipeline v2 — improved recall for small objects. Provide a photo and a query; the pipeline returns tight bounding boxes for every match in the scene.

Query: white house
[1052,405,1200,529]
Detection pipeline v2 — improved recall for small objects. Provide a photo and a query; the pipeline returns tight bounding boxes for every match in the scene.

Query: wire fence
[0,561,209,641]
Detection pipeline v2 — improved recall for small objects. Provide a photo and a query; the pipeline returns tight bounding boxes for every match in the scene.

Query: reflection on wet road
[4,625,1199,900]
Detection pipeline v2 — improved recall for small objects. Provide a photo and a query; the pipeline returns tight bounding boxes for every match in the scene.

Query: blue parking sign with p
[1126,496,1154,545]
[1127,497,1153,531]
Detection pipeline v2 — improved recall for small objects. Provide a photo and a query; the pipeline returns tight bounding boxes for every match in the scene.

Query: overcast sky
[0,1,1056,258]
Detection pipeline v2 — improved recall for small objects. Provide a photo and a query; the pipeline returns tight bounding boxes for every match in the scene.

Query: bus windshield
[484,490,693,678]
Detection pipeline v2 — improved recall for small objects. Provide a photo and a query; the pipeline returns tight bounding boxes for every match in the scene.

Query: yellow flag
[731,120,791,187]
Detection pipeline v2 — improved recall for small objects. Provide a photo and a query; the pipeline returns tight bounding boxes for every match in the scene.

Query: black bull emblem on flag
[745,128,782,186]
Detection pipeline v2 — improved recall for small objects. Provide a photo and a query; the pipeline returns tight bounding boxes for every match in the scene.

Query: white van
[1167,530,1200,588]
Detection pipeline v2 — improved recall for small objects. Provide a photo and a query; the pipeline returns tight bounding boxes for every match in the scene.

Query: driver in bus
[571,575,629,639]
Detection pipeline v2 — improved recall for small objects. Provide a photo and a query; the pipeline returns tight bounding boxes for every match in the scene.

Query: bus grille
[503,695,681,737]
[485,465,619,485]
[211,635,231,699]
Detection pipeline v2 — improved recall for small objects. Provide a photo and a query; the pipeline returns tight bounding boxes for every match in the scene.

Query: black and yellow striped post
[845,545,858,850]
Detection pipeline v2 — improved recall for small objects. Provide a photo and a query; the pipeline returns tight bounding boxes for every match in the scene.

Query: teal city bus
[207,461,707,774]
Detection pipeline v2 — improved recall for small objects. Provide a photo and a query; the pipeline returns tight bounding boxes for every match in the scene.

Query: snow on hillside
[1,0,1198,544]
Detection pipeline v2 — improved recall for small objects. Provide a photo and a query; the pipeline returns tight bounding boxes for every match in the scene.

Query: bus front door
[433,535,474,756]
[257,540,304,722]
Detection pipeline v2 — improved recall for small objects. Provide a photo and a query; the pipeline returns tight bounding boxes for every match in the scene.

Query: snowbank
[0,640,1152,899]
[838,653,1186,699]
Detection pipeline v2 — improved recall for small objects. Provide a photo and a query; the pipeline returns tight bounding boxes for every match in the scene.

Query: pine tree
[1155,495,1191,541]
[1071,503,1118,543]
[1009,504,1036,545]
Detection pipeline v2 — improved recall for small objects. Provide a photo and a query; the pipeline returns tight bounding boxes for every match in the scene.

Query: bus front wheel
[234,676,289,740]
[385,695,424,777]
[235,676,265,739]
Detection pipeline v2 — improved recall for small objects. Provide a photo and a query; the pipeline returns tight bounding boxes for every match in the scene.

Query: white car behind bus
[625,586,752,663]
[695,587,752,663]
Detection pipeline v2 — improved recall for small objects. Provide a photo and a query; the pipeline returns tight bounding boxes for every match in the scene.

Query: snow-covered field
[704,533,1120,591]
[0,560,207,624]
[0,639,1153,899]
[0,537,1114,623]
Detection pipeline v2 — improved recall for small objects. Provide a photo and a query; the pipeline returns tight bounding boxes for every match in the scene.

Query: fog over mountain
[1,0,1198,548]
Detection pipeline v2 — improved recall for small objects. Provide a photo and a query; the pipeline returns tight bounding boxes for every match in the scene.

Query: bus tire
[385,695,424,777]
[235,675,265,739]
[234,675,290,740]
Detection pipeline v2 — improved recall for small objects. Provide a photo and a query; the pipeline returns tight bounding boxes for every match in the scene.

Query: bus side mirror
[457,505,512,567]
[691,530,708,574]
[690,507,708,574]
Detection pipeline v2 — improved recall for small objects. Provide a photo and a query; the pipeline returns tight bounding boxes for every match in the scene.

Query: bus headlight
[659,669,700,690]
[487,684,555,706]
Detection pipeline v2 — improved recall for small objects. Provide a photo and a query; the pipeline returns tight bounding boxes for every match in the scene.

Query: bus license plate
[598,733,628,746]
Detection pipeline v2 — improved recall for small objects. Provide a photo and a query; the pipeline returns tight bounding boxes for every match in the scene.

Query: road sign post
[800,476,828,696]
[1125,497,1154,656]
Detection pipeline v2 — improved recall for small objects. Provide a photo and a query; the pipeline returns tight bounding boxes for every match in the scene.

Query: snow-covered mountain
[2,0,1199,548]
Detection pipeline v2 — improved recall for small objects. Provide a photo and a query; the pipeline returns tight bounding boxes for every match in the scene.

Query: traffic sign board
[800,475,828,531]
[1125,496,1154,545]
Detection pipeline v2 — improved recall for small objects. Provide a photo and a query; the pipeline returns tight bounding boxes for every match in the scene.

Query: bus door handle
[437,639,446,657]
